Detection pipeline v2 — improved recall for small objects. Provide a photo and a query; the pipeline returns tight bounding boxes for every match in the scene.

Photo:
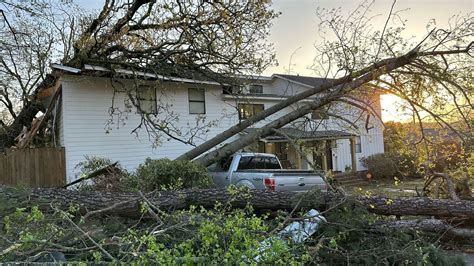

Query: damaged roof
[51,64,335,88]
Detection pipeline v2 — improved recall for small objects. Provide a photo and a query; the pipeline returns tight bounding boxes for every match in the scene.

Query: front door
[312,140,333,171]
[326,141,333,170]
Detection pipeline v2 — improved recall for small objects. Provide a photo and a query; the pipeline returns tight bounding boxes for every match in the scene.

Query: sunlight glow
[380,94,413,122]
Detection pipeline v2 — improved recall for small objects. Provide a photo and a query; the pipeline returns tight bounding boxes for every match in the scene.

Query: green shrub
[74,156,136,192]
[361,153,420,179]
[135,158,214,191]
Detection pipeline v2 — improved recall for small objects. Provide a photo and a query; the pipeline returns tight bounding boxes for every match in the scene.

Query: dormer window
[222,85,244,95]
[249,84,263,94]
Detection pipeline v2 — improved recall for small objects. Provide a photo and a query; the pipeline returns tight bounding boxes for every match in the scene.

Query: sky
[80,0,473,122]
[265,0,473,122]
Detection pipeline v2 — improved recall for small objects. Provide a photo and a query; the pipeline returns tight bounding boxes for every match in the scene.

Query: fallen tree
[377,219,474,239]
[1,186,473,220]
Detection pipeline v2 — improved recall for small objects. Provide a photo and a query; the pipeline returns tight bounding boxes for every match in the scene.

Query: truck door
[212,156,233,187]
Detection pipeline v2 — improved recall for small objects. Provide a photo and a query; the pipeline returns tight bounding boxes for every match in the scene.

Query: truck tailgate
[271,171,326,192]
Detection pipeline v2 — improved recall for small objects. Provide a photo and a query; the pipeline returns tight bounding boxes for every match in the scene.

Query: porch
[244,128,359,174]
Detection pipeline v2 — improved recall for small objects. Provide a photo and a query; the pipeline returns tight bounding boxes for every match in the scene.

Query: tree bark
[193,49,421,167]
[1,186,473,220]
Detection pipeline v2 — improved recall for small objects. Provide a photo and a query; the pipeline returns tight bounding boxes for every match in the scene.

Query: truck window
[254,157,265,169]
[266,157,281,169]
[237,156,257,170]
[215,156,233,171]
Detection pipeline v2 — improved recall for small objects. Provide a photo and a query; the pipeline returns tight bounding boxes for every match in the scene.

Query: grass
[344,178,426,198]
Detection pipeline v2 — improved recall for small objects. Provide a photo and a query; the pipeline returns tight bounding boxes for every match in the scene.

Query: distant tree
[0,0,83,147]
[0,0,279,147]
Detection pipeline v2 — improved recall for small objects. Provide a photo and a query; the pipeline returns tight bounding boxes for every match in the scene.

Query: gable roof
[272,74,330,88]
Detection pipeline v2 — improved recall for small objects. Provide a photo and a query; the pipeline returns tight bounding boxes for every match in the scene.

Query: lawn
[344,178,426,198]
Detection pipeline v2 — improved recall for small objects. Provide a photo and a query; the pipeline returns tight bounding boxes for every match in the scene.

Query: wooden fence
[0,147,66,187]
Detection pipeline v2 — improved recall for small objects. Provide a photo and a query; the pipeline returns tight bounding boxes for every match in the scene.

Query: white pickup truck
[208,152,327,192]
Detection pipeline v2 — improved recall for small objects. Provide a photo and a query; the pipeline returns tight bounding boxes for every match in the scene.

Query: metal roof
[52,63,339,89]
[51,64,224,85]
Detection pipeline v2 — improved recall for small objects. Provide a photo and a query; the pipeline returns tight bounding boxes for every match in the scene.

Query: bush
[135,158,214,191]
[74,156,135,192]
[361,153,420,180]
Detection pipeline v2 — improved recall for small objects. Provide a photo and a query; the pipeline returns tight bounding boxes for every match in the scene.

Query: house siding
[60,74,384,181]
[60,76,238,181]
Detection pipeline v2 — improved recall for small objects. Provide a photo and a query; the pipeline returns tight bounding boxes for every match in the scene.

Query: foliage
[429,139,466,172]
[0,189,466,264]
[424,152,473,200]
[313,200,466,265]
[74,156,135,192]
[135,158,214,191]
[361,152,420,179]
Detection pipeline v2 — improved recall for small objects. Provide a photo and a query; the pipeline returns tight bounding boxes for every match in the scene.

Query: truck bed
[236,169,324,176]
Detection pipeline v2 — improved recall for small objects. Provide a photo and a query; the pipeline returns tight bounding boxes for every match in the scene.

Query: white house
[52,64,384,182]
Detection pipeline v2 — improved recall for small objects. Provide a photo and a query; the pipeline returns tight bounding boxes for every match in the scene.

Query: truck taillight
[264,177,275,191]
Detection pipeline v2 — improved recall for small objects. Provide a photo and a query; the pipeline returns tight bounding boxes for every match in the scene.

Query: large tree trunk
[2,186,473,220]
[0,102,43,149]
[177,51,421,162]
[0,74,59,149]
[193,49,421,167]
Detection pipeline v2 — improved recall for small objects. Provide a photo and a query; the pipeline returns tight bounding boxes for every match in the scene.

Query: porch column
[321,141,328,171]
[349,137,357,174]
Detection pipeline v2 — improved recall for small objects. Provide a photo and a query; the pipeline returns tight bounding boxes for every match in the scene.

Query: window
[137,85,157,114]
[188,88,205,114]
[222,85,243,95]
[355,136,362,153]
[215,156,233,172]
[265,157,281,169]
[237,156,281,170]
[311,110,329,120]
[249,84,263,94]
[238,103,264,120]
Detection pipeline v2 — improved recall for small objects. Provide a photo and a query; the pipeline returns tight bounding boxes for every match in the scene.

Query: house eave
[52,64,223,86]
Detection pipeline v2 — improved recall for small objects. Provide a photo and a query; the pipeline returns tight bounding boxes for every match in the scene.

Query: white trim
[53,64,223,85]
[83,64,111,72]
[222,94,315,102]
[51,64,81,73]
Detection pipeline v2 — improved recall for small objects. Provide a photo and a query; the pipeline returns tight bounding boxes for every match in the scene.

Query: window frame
[137,85,157,115]
[238,103,264,120]
[355,136,362,153]
[249,84,263,94]
[188,88,206,114]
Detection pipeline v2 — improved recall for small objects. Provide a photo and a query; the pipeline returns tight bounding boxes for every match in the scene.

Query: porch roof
[243,128,356,142]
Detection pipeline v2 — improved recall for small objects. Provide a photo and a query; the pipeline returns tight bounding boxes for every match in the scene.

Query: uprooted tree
[0,0,279,148]
[1,1,471,157]
[0,0,473,263]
